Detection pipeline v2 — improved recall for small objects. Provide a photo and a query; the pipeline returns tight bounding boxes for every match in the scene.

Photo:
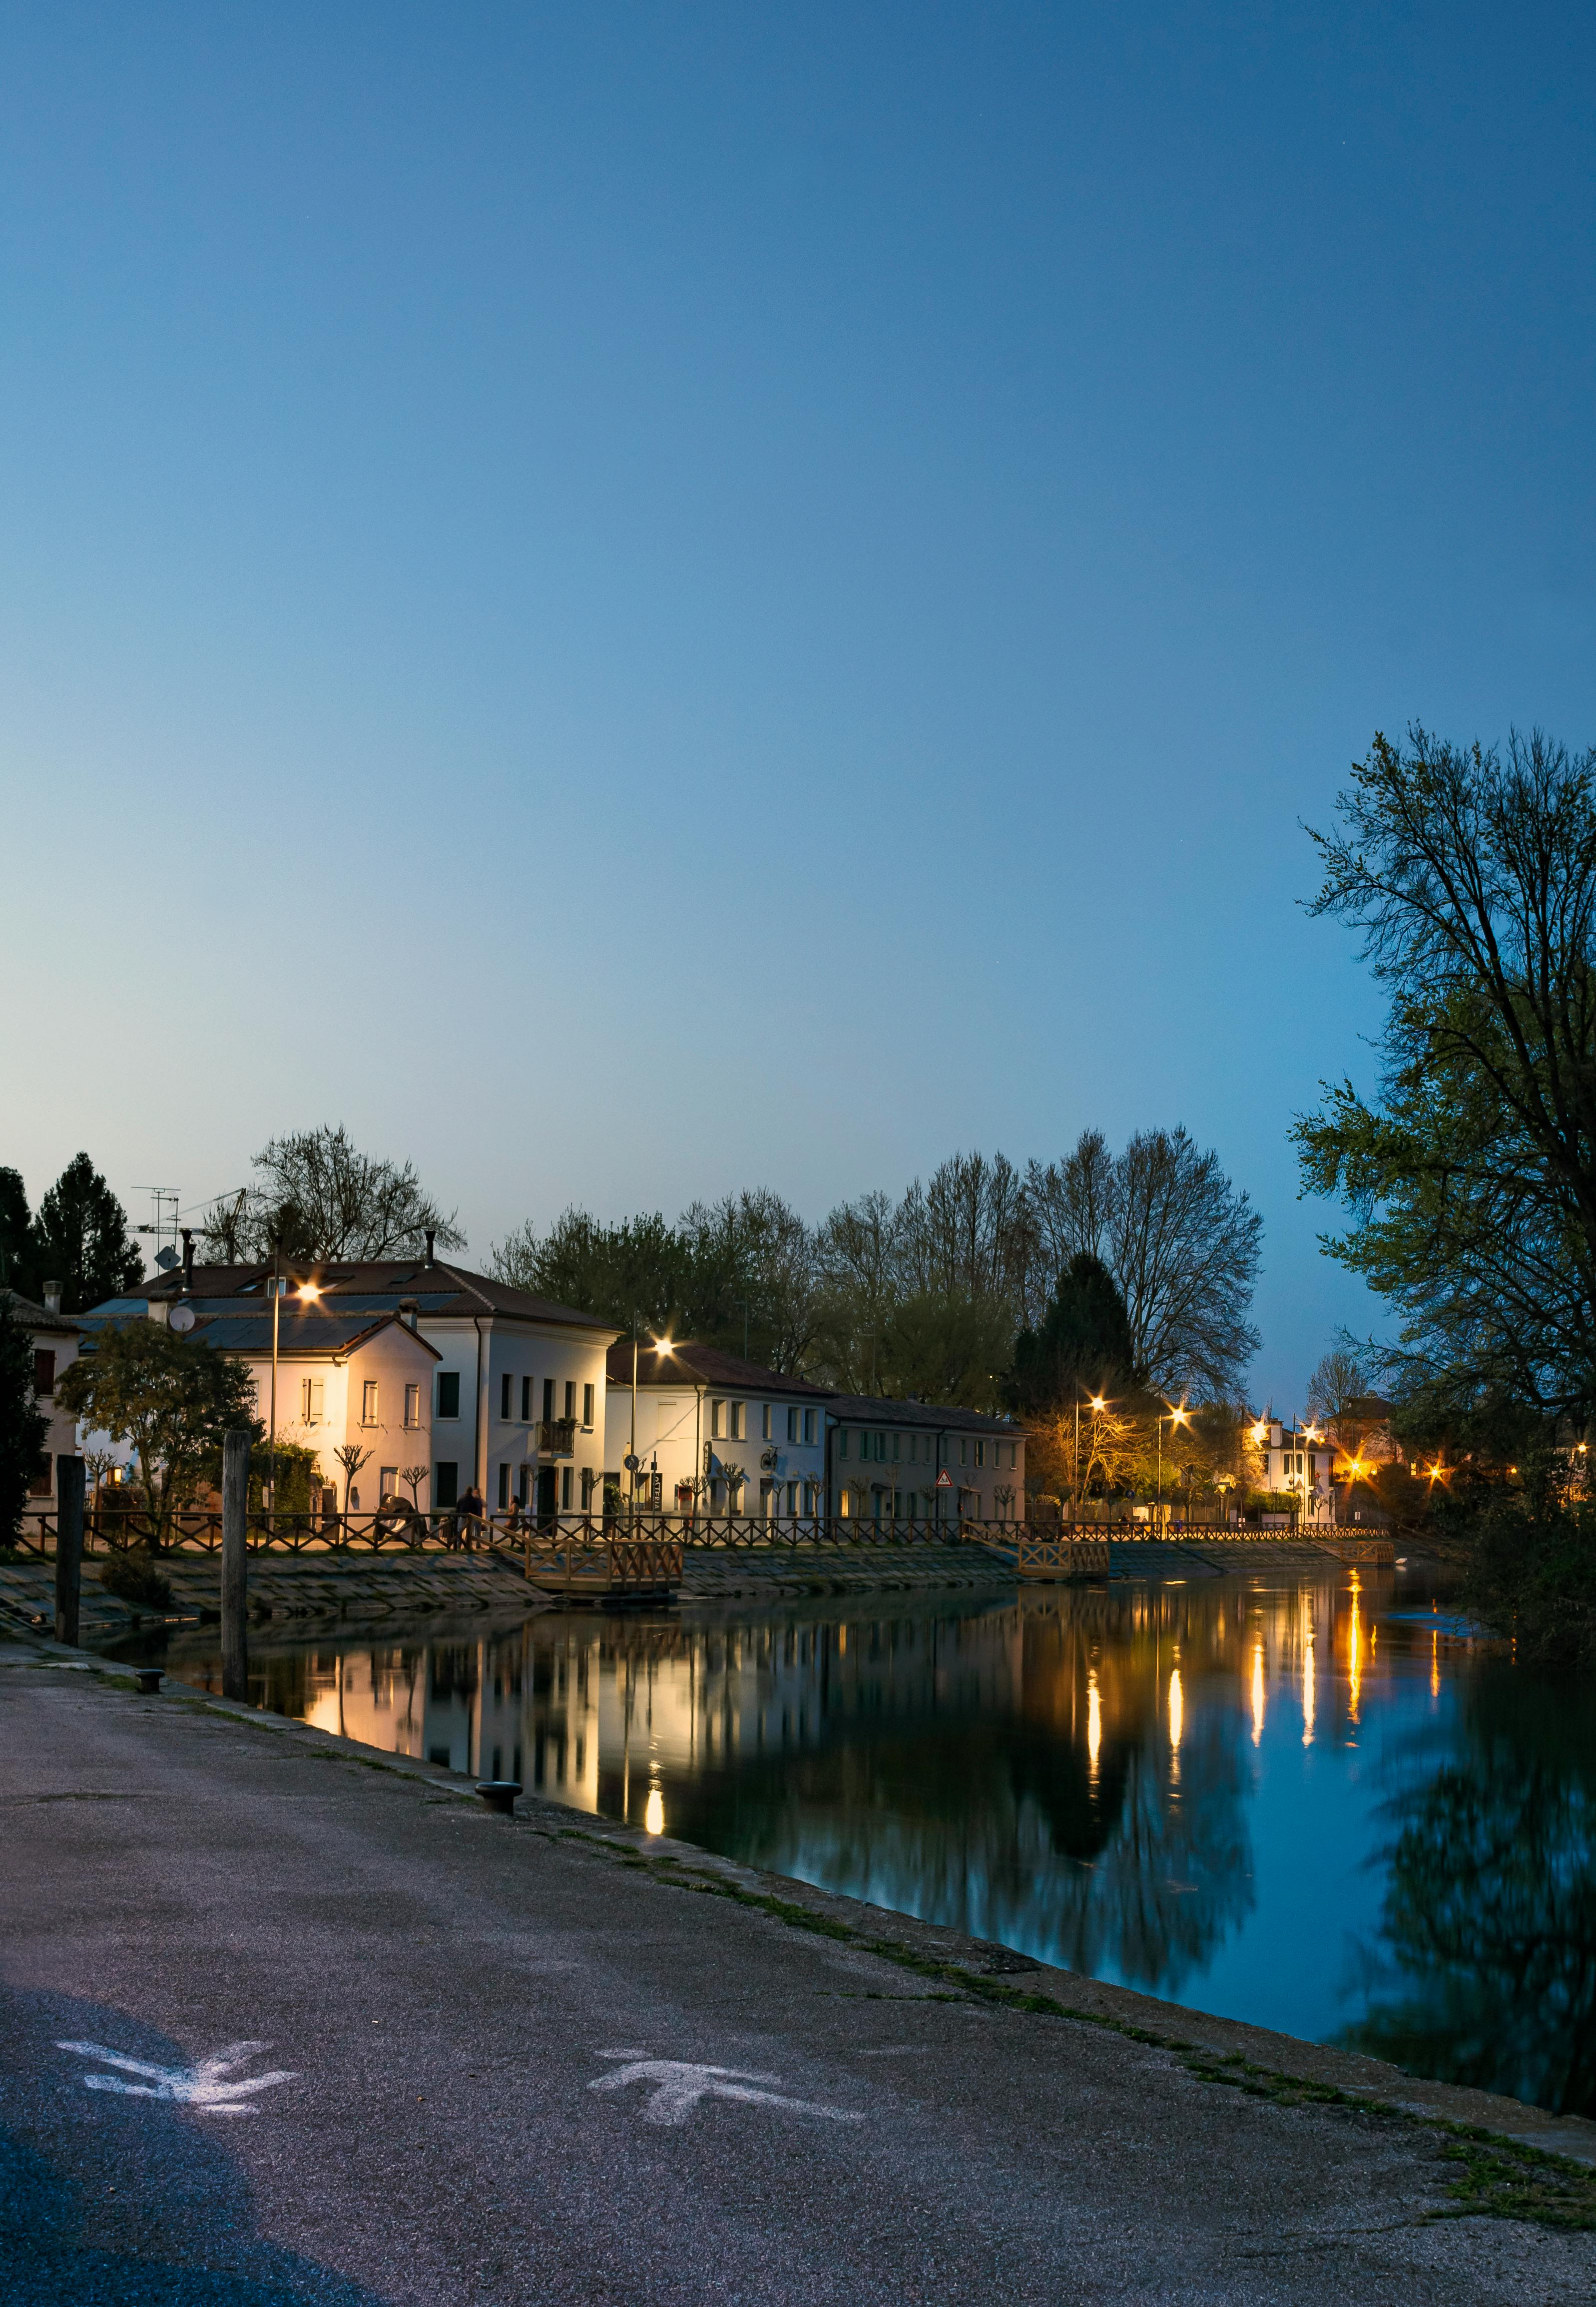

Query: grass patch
[1435,2134,1596,2229]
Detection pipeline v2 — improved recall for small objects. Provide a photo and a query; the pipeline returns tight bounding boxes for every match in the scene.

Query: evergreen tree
[1007,1253,1140,1417]
[29,1153,144,1312]
[0,1305,48,1543]
[0,1169,30,1292]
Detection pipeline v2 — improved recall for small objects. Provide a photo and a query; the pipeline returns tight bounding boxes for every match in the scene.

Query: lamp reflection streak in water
[1169,1666,1183,1787]
[1302,1615,1316,1747]
[1087,1668,1101,1788]
[1348,1578,1362,1726]
[1250,1641,1265,1747]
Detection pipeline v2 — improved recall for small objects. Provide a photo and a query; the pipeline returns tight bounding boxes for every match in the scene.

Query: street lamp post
[628,1327,674,1523]
[1156,1404,1191,1526]
[267,1240,282,1527]
[1075,1390,1108,1524]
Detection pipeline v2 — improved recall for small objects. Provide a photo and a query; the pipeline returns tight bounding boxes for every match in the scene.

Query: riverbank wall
[0,1531,1422,1646]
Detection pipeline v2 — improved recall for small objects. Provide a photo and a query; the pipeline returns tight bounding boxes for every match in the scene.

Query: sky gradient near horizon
[4,4,1593,1405]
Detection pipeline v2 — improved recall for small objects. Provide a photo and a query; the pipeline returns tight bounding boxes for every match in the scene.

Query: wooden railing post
[221,1429,250,1703]
[54,1456,84,1646]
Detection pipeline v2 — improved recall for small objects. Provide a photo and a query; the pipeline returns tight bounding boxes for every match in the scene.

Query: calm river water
[131,1566,1596,2115]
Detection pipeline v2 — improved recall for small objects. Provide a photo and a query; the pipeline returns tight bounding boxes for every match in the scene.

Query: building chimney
[424,1229,435,1269]
[181,1228,195,1296]
[43,1280,62,1316]
[398,1296,419,1333]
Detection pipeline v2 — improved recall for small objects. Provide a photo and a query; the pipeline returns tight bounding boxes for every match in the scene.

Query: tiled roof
[126,1261,618,1336]
[0,1289,81,1336]
[75,1306,438,1359]
[605,1340,832,1394]
[825,1394,1019,1435]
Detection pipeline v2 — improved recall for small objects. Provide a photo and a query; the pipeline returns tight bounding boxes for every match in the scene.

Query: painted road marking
[590,2049,863,2128]
[58,2038,296,2115]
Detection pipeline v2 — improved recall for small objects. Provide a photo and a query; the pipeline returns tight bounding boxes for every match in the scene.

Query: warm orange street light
[1157,1403,1191,1515]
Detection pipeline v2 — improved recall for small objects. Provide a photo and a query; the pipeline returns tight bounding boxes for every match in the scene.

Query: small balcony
[536,1417,578,1459]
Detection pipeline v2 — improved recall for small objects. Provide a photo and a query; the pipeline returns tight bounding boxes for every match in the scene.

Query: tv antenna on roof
[136,1188,180,1269]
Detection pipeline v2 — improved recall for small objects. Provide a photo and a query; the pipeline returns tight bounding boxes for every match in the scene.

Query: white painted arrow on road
[590,2049,862,2128]
[58,2039,296,2115]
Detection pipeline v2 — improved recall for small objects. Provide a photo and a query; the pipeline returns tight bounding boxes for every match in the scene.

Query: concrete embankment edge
[6,1629,1590,2175]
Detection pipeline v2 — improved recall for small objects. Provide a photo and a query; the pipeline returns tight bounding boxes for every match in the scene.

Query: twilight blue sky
[4,4,1593,1404]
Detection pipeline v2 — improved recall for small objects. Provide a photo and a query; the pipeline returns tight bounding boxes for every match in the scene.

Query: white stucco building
[604,1341,832,1515]
[825,1395,1025,1522]
[117,1249,620,1516]
[1254,1416,1337,1524]
[3,1286,83,1503]
[603,1342,1026,1523]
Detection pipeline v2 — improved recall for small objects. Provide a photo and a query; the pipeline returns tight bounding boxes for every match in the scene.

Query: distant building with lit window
[826,1396,1025,1523]
[602,1347,1025,1522]
[604,1341,831,1514]
[1253,1416,1337,1523]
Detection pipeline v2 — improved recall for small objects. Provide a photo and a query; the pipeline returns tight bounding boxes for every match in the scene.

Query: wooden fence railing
[12,1507,1028,1560]
[12,1506,1368,1564]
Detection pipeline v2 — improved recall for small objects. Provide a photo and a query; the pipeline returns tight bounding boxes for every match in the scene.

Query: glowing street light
[1074,1389,1113,1522]
[1156,1402,1190,1519]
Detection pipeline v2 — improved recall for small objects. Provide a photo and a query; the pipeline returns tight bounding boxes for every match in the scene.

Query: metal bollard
[474,1780,522,1816]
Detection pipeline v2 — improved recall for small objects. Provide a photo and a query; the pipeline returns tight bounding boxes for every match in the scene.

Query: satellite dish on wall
[168,1304,196,1334]
[155,1246,180,1271]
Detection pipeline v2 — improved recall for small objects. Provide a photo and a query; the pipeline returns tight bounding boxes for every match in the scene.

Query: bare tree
[895,1152,1034,1307]
[1304,1346,1373,1424]
[814,1191,900,1391]
[1023,1131,1118,1314]
[333,1442,372,1513]
[1022,1128,1262,1397]
[678,1189,821,1372]
[201,1127,464,1264]
[1110,1128,1262,1397]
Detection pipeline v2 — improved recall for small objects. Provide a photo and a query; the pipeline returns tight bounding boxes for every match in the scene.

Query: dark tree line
[0,1154,143,1313]
[492,1131,1262,1412]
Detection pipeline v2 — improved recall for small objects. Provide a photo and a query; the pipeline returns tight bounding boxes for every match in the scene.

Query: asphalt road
[3,1649,1593,2306]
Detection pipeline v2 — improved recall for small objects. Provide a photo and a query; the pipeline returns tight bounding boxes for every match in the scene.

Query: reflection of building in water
[216,1563,1490,2018]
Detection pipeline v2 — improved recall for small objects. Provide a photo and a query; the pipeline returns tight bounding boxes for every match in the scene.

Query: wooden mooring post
[221,1428,250,1702]
[54,1455,84,1646]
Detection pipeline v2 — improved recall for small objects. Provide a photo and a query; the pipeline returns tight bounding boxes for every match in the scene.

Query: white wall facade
[252,1322,437,1506]
[1259,1420,1337,1523]
[20,1313,82,1499]
[604,1379,828,1515]
[426,1315,611,1515]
